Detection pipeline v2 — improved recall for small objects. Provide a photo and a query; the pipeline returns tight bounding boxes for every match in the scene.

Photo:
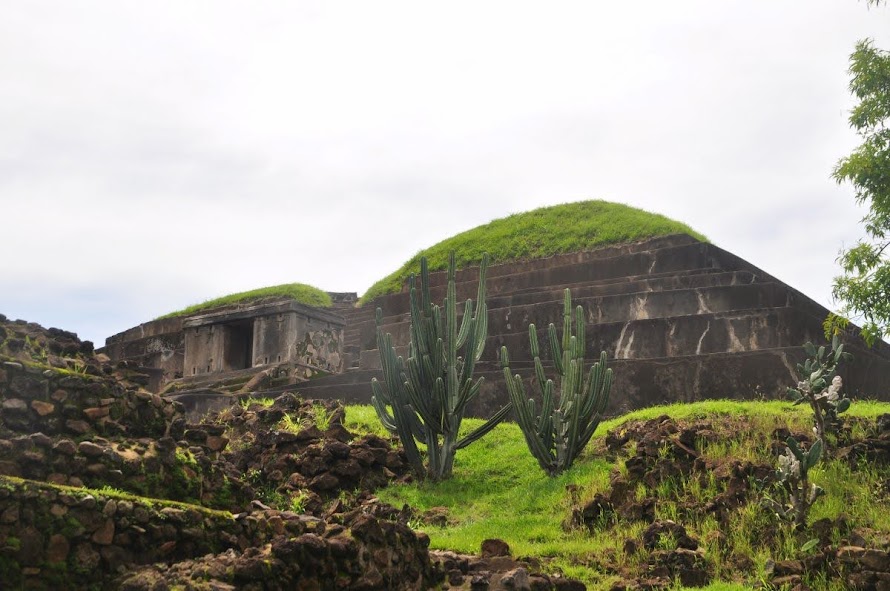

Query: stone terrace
[293,234,890,416]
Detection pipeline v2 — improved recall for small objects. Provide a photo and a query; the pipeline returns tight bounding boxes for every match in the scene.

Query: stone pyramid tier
[296,234,890,415]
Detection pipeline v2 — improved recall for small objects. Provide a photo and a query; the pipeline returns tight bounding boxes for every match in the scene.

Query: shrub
[787,336,853,444]
[764,437,824,530]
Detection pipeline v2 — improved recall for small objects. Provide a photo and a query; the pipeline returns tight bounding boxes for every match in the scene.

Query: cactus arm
[539,379,555,454]
[370,388,397,434]
[455,403,512,450]
[474,300,488,362]
[459,317,478,386]
[456,299,473,347]
[574,303,586,363]
[561,289,572,358]
[455,374,483,411]
[404,405,428,444]
[596,367,613,416]
[547,322,563,375]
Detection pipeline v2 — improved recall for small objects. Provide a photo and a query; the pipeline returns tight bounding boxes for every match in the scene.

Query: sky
[1,1,888,347]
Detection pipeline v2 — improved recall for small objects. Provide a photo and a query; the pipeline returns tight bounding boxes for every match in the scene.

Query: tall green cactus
[371,253,511,481]
[500,289,612,476]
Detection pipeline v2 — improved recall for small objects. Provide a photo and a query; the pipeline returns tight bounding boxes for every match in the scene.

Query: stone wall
[102,297,348,393]
[0,476,440,591]
[0,360,181,440]
[101,317,185,388]
[296,234,890,415]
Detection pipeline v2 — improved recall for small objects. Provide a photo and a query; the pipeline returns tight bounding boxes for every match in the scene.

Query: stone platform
[294,234,890,415]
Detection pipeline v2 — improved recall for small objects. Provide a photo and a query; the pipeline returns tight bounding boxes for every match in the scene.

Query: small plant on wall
[371,253,511,482]
[787,335,853,447]
[500,288,612,476]
[763,436,824,530]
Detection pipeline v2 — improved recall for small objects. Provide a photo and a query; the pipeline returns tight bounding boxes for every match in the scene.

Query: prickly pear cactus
[787,335,853,445]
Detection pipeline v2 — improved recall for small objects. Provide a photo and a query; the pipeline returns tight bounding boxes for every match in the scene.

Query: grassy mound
[359,200,707,304]
[344,400,890,589]
[158,283,332,319]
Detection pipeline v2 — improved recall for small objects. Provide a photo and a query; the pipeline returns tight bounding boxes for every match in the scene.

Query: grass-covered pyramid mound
[159,282,332,319]
[360,200,707,304]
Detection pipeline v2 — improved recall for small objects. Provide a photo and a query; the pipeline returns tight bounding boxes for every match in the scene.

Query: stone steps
[357,268,751,339]
[288,343,890,418]
[365,282,798,354]
[358,305,829,369]
[366,240,744,318]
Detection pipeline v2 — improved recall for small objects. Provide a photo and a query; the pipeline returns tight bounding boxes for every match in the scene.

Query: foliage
[240,397,275,411]
[763,437,824,530]
[374,400,890,588]
[500,289,612,476]
[311,402,334,431]
[831,39,890,346]
[371,253,511,481]
[158,282,332,319]
[343,404,393,439]
[359,200,709,304]
[276,413,302,434]
[786,336,853,443]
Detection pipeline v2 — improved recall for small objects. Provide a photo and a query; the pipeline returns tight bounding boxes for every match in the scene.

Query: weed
[240,397,275,411]
[372,399,890,588]
[288,490,309,513]
[311,403,333,431]
[276,414,301,434]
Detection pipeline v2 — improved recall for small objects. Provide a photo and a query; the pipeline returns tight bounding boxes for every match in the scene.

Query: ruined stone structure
[295,234,890,414]
[101,294,354,394]
[103,234,890,414]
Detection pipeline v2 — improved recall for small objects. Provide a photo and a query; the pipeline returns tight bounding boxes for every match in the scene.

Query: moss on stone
[359,199,708,304]
[158,282,333,319]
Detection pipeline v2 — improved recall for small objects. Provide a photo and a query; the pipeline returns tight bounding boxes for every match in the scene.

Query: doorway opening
[222,320,254,371]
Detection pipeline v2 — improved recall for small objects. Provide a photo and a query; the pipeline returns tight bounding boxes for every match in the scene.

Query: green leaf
[786,437,804,461]
[800,538,820,553]
[807,439,823,469]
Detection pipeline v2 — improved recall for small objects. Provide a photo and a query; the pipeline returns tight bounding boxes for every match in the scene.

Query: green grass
[158,282,332,319]
[0,475,233,519]
[353,399,890,589]
[359,200,708,304]
[344,404,394,439]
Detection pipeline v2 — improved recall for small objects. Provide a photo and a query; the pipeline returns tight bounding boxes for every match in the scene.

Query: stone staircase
[271,235,890,415]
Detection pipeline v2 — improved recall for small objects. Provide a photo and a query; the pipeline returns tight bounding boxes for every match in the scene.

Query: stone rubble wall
[0,359,182,440]
[0,476,439,591]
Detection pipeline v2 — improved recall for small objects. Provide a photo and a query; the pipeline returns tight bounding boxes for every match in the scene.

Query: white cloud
[0,1,888,344]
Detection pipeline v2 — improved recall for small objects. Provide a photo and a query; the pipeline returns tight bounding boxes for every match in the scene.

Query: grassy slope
[359,200,708,304]
[344,400,890,590]
[157,283,332,319]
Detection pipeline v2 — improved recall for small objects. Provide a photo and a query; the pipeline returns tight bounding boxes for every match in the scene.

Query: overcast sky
[1,1,888,346]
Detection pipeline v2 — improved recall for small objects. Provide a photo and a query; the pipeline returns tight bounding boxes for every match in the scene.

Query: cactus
[500,289,612,476]
[371,253,511,481]
[763,436,824,530]
[787,335,853,445]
